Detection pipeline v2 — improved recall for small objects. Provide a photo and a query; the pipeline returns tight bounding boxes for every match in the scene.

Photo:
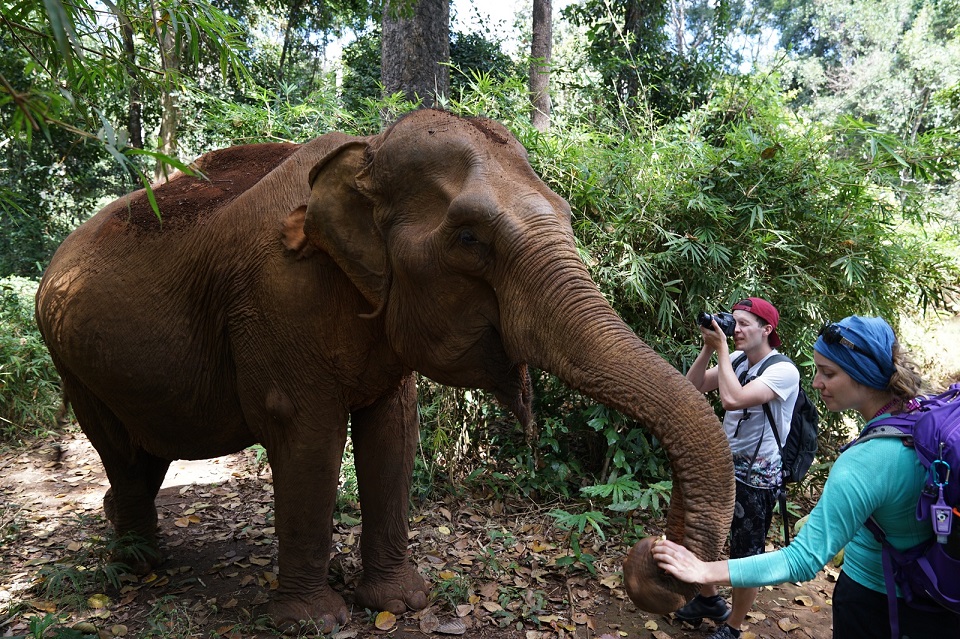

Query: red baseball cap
[731,297,781,347]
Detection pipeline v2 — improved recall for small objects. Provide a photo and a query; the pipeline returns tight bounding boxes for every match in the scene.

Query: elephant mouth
[491,362,534,431]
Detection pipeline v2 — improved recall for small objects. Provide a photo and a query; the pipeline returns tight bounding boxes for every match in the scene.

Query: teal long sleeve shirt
[728,430,930,595]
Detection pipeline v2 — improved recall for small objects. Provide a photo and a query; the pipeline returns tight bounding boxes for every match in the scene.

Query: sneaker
[706,624,741,639]
[674,594,731,623]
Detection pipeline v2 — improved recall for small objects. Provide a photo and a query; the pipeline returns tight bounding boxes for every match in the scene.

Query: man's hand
[700,321,729,355]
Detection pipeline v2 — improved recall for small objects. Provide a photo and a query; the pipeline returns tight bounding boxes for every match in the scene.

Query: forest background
[1,0,960,631]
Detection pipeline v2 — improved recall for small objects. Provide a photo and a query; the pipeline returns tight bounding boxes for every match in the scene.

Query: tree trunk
[671,0,686,57]
[154,13,180,182]
[381,0,450,109]
[278,0,303,83]
[116,6,142,151]
[530,0,552,131]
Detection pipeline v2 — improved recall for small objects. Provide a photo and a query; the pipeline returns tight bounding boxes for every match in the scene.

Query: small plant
[1,501,24,542]
[477,528,518,578]
[34,524,154,607]
[492,585,549,629]
[548,509,611,574]
[247,443,269,472]
[139,596,197,638]
[476,544,505,578]
[431,568,473,611]
[24,613,96,639]
[337,440,359,511]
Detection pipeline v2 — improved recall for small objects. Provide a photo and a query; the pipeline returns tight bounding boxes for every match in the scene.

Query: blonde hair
[888,341,926,400]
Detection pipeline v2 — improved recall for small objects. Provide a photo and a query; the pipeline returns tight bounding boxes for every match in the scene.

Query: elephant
[34,108,734,633]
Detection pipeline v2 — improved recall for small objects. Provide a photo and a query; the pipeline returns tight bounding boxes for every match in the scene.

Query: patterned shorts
[729,481,778,559]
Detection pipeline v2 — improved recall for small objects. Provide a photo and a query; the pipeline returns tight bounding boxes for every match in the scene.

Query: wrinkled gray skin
[35,109,733,633]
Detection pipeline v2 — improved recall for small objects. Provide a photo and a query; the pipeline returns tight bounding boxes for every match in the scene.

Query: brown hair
[888,341,927,400]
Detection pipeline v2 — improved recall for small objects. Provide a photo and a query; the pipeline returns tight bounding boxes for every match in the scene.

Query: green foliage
[415,382,499,493]
[0,276,62,440]
[339,27,522,114]
[0,39,122,276]
[767,0,960,136]
[491,585,548,629]
[33,524,152,606]
[448,31,522,92]
[545,477,670,574]
[138,596,200,638]
[340,30,383,115]
[581,403,670,483]
[430,568,473,611]
[548,508,609,574]
[0,0,248,177]
[22,614,96,639]
[582,477,673,515]
[549,509,610,539]
[476,529,519,578]
[563,0,735,121]
[337,440,359,512]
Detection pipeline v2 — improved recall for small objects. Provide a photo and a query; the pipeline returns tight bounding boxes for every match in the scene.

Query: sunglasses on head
[818,323,885,368]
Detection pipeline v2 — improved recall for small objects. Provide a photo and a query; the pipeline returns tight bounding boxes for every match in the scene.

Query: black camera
[697,311,737,337]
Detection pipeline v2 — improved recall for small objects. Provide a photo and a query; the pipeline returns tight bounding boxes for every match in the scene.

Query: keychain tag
[932,486,953,544]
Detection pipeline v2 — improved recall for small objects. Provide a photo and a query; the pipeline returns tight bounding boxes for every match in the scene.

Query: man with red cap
[676,297,801,639]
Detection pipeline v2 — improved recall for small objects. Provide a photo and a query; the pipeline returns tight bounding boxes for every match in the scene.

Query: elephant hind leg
[62,374,169,572]
[99,451,169,573]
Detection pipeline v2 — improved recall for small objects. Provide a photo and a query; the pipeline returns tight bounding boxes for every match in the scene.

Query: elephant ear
[281,206,316,257]
[301,140,387,311]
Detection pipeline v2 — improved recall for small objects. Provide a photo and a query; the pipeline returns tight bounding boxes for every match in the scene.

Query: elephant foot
[354,564,429,614]
[111,544,162,576]
[623,538,697,614]
[269,587,350,636]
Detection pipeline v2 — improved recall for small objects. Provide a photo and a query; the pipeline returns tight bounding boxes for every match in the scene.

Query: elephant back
[113,143,302,234]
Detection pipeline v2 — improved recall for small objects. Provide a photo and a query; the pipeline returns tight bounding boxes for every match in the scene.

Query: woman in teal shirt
[651,315,960,638]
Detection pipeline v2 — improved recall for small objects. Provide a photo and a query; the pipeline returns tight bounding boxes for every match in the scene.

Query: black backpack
[733,352,820,542]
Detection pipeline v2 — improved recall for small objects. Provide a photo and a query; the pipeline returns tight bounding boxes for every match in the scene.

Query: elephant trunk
[500,243,734,613]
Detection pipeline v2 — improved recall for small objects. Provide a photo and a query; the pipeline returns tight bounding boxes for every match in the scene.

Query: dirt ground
[0,430,838,639]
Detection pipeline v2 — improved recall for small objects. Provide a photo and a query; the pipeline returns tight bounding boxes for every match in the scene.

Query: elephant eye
[458,228,479,246]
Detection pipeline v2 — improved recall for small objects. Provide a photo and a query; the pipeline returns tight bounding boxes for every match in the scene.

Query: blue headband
[814,316,896,390]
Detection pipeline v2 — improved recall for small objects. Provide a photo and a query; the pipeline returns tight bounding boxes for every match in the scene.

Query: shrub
[0,276,62,441]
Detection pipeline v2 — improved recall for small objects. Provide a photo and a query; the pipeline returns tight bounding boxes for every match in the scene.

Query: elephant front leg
[267,420,350,635]
[351,374,429,614]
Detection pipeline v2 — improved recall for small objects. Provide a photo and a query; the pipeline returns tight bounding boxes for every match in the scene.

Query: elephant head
[288,109,734,613]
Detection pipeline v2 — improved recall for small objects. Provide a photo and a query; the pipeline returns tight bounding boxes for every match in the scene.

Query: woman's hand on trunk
[651,538,733,586]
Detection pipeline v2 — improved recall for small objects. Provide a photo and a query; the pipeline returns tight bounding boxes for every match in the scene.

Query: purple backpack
[854,383,960,636]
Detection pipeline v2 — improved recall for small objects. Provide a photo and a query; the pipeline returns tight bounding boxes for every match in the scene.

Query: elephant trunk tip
[623,537,698,615]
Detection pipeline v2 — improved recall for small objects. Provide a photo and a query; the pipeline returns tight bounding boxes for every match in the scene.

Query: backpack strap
[740,353,791,457]
[751,353,794,456]
[865,517,904,639]
[842,419,914,454]
[731,352,749,383]
[737,352,794,544]
[855,425,913,445]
